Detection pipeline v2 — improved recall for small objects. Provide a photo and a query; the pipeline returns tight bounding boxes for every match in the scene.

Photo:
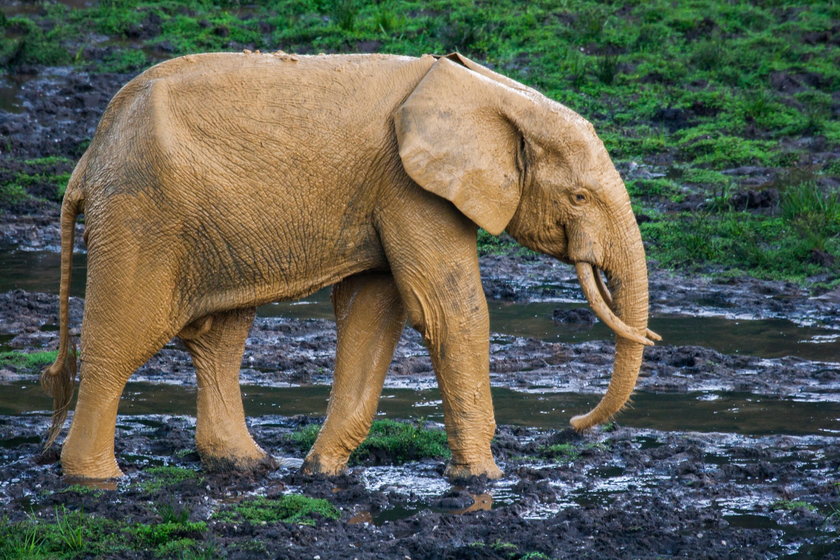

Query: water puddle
[3,382,839,437]
[3,249,836,362]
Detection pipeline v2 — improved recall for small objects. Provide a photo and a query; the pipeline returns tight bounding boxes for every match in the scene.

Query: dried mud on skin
[1,415,839,559]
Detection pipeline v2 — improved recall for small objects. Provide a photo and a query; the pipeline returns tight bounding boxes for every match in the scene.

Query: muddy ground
[2,44,840,560]
[0,272,838,559]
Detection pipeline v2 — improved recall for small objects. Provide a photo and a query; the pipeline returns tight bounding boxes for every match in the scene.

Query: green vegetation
[292,418,450,464]
[214,494,339,526]
[477,229,529,256]
[0,350,58,370]
[1,0,838,280]
[641,179,840,283]
[542,440,606,463]
[0,505,215,559]
[1,156,74,209]
[139,465,204,492]
[772,500,819,513]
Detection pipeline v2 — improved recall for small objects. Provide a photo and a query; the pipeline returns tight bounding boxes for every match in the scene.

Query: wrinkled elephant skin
[41,52,655,480]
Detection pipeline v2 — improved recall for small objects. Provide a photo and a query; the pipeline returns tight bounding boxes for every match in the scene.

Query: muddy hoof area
[34,445,60,465]
[444,461,503,481]
[201,453,279,475]
[300,454,349,477]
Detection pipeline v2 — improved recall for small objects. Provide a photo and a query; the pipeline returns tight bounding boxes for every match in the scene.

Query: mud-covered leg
[380,200,502,480]
[61,275,180,479]
[181,307,275,472]
[398,271,501,480]
[302,273,406,475]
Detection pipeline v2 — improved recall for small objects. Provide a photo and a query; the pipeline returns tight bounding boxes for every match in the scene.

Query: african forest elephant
[41,51,659,480]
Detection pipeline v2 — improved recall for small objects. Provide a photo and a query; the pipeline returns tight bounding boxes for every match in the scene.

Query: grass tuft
[214,494,339,526]
[292,418,450,465]
[0,350,59,370]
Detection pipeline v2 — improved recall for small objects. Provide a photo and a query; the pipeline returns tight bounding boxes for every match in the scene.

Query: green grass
[642,181,840,281]
[291,418,450,465]
[542,441,607,463]
[139,466,204,492]
[0,505,214,559]
[477,229,529,256]
[213,494,339,526]
[0,508,121,559]
[772,500,819,513]
[0,350,58,370]
[1,156,75,206]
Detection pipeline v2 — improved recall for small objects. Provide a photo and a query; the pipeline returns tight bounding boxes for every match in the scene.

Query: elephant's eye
[570,190,589,206]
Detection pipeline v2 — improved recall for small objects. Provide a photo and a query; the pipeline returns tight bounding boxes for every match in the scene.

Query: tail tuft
[39,342,77,453]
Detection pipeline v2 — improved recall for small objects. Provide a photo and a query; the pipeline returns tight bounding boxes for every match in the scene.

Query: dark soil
[2,413,839,560]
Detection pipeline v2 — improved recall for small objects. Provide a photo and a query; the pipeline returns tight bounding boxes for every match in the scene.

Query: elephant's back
[82,52,431,207]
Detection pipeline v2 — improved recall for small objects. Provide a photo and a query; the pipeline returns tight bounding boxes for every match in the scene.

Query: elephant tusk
[593,265,662,342]
[575,262,656,346]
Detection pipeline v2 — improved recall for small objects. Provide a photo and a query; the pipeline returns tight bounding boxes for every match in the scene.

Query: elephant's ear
[395,57,530,235]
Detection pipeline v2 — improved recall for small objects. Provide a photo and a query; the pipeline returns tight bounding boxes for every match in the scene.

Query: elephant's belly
[179,212,388,313]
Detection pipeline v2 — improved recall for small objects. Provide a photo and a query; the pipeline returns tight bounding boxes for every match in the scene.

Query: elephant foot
[60,450,124,480]
[201,451,279,475]
[444,458,503,481]
[300,451,349,477]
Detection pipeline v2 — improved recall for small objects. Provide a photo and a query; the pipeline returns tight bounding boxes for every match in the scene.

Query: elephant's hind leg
[181,307,275,473]
[62,289,179,479]
[302,273,407,476]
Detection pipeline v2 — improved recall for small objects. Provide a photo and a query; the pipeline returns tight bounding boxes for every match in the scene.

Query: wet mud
[1,414,838,559]
[0,279,838,558]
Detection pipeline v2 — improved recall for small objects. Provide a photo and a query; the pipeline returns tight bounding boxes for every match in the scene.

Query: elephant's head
[395,53,659,430]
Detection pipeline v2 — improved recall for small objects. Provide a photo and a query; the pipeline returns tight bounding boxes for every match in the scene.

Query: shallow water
[2,250,838,361]
[4,381,839,437]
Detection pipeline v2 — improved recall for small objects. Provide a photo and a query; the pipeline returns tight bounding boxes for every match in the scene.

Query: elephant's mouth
[574,262,660,346]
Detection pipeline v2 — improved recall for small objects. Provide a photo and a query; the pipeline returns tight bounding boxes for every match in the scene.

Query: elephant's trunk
[570,197,653,431]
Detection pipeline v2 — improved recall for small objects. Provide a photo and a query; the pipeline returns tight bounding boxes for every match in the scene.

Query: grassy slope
[1,0,838,285]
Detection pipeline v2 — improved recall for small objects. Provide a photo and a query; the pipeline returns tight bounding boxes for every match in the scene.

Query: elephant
[40,51,659,481]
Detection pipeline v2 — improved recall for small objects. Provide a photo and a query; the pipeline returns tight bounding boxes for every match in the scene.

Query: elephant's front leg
[403,279,501,479]
[302,273,407,475]
[383,219,502,480]
[181,307,275,472]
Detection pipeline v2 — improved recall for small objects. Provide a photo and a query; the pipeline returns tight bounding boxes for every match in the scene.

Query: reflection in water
[3,249,836,361]
[4,382,839,437]
[451,493,493,514]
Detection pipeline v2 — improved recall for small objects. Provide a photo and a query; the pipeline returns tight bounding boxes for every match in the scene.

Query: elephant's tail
[40,174,85,454]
